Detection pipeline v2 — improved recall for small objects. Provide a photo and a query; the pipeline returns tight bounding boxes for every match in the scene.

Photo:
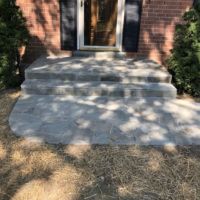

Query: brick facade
[16,0,193,64]
[136,0,193,63]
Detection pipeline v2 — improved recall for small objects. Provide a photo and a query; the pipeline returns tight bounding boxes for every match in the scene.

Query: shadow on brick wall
[132,0,192,64]
[19,0,62,65]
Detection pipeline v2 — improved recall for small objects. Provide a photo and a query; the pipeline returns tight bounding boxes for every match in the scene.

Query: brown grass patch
[177,93,200,103]
[0,89,200,200]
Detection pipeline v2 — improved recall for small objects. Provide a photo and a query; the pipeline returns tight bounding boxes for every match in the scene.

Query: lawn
[0,89,200,200]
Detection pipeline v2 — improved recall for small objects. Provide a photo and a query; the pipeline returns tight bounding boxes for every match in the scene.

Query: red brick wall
[16,0,62,63]
[135,0,193,63]
[16,0,193,64]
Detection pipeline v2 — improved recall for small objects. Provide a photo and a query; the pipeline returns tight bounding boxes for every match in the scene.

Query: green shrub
[0,0,29,89]
[167,2,200,97]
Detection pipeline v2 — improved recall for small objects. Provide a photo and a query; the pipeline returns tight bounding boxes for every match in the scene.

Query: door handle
[81,0,88,7]
[81,0,84,7]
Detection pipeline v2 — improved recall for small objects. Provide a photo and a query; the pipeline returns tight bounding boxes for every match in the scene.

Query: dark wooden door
[84,0,118,46]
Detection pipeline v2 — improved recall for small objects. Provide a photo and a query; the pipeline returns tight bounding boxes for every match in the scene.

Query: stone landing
[9,95,200,145]
[10,56,199,145]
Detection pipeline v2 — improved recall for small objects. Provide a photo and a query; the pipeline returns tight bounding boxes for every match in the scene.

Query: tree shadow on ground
[1,90,200,200]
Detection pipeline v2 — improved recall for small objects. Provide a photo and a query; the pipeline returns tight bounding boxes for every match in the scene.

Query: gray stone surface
[10,56,188,144]
[9,95,200,145]
[25,57,172,83]
[22,80,176,98]
[72,51,126,58]
[22,56,176,98]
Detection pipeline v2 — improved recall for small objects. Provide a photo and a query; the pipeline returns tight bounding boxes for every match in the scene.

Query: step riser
[26,72,172,83]
[72,51,126,58]
[22,87,176,98]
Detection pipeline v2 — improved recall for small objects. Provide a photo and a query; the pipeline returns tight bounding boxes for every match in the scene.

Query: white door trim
[77,0,125,51]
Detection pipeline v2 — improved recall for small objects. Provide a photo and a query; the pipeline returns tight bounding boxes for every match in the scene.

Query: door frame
[77,0,125,51]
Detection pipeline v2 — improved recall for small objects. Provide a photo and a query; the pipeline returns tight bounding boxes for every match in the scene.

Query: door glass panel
[84,0,118,46]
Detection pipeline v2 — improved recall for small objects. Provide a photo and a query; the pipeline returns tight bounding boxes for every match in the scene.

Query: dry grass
[0,89,200,200]
[177,93,200,103]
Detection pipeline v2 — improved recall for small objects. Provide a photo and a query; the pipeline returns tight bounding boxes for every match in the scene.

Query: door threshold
[73,51,126,59]
[79,46,120,52]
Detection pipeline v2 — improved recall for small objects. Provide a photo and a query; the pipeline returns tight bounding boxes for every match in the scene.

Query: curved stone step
[21,79,177,98]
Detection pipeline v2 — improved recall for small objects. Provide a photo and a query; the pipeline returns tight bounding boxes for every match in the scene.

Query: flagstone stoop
[21,56,177,98]
[9,56,200,145]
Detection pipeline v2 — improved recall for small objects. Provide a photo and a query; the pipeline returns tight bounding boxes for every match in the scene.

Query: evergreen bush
[0,0,29,89]
[167,2,200,97]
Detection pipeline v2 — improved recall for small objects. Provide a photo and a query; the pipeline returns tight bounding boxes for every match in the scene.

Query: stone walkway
[9,95,200,145]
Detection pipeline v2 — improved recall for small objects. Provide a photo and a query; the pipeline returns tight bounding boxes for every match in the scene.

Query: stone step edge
[25,70,171,77]
[25,71,172,83]
[72,51,126,58]
[21,80,177,92]
[21,80,176,98]
[21,88,177,98]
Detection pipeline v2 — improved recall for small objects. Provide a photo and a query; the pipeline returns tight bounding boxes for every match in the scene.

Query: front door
[78,0,125,51]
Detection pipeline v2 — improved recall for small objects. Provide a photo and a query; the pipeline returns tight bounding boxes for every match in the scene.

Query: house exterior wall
[16,0,193,64]
[135,0,193,63]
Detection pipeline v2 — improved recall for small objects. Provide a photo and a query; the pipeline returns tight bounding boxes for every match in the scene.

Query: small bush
[0,0,29,89]
[167,2,200,97]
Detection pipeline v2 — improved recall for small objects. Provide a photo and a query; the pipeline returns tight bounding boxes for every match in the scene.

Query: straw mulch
[0,89,200,200]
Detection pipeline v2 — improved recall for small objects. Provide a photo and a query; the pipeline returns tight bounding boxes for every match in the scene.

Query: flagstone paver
[9,95,200,145]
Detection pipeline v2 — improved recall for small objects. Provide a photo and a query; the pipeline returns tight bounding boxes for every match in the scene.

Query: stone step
[21,79,177,98]
[26,57,171,83]
[28,57,164,70]
[72,51,126,58]
[26,68,172,83]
